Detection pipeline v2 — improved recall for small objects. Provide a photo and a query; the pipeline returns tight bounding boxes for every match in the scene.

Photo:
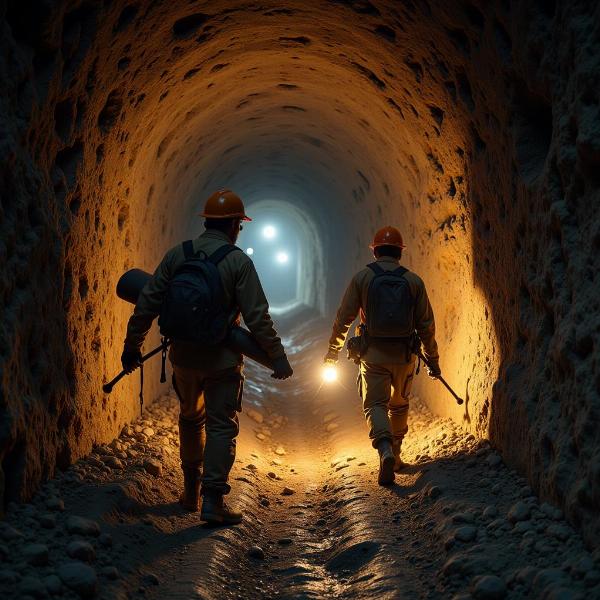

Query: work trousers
[172,364,244,496]
[358,361,415,449]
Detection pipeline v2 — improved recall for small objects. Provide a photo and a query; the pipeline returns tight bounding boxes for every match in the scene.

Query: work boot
[200,493,243,525]
[377,439,395,486]
[393,440,407,473]
[179,467,201,512]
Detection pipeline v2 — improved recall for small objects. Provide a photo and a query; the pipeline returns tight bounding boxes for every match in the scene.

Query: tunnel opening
[236,199,325,316]
[0,0,598,564]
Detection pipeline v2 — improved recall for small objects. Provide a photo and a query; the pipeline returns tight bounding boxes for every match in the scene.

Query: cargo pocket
[220,373,244,413]
[402,371,415,399]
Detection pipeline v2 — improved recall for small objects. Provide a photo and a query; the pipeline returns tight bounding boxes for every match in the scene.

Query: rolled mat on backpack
[116,269,274,370]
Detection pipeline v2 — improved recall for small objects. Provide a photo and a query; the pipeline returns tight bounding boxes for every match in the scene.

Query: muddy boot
[179,467,201,512]
[200,493,243,525]
[393,440,407,473]
[377,439,395,486]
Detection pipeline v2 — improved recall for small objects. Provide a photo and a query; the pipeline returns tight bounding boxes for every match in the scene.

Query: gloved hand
[323,349,339,364]
[271,355,293,380]
[121,346,142,374]
[427,362,441,380]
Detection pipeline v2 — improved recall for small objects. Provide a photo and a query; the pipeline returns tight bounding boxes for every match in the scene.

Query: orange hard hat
[370,226,406,249]
[199,189,251,221]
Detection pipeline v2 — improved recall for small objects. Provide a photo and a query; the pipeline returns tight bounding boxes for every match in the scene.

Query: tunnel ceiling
[1,0,600,546]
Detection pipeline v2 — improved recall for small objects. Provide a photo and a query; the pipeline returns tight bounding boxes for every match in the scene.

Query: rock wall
[0,0,598,546]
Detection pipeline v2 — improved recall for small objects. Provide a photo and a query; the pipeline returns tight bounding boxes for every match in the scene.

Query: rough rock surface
[0,0,598,553]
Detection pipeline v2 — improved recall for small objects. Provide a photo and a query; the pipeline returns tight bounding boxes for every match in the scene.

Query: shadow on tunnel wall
[465,3,600,548]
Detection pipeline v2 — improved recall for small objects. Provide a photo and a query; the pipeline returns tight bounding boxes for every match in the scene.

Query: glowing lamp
[322,364,338,383]
[276,251,289,264]
[263,225,276,239]
[246,247,254,255]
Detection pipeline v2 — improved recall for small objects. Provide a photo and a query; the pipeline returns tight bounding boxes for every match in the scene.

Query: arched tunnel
[1,1,600,598]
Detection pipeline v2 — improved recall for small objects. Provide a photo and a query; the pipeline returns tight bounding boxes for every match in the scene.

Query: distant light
[263,225,276,239]
[322,365,338,383]
[246,247,254,256]
[276,251,289,264]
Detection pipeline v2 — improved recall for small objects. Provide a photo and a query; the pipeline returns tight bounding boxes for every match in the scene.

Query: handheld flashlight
[322,364,338,383]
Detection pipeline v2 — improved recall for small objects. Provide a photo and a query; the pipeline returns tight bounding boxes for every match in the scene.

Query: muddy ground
[1,320,599,599]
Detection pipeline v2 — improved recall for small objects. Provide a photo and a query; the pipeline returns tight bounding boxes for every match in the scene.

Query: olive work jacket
[327,256,439,365]
[124,229,286,371]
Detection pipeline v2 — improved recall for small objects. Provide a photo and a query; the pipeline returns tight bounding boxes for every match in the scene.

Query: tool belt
[347,329,369,364]
[347,326,420,364]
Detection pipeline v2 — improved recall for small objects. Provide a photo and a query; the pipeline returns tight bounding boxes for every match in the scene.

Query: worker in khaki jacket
[121,190,293,524]
[324,226,440,485]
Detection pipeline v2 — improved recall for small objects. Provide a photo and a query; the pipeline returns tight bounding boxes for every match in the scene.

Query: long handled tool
[415,349,464,405]
[103,339,170,394]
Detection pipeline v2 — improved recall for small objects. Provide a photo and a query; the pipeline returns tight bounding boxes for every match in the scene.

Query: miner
[121,190,293,524]
[324,226,440,485]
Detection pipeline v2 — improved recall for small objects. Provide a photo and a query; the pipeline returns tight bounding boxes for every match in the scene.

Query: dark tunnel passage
[1,0,600,589]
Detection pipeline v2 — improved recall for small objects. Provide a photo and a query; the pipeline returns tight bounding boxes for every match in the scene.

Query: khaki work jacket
[328,256,439,365]
[125,229,285,371]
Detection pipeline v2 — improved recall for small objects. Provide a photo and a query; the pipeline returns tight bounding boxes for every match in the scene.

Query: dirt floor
[1,319,599,599]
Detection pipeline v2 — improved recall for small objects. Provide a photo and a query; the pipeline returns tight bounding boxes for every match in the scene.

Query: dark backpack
[158,241,239,344]
[365,263,414,340]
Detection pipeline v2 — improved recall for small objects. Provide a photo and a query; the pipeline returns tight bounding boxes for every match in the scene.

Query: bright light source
[276,252,289,264]
[246,247,254,256]
[322,365,338,383]
[263,225,276,239]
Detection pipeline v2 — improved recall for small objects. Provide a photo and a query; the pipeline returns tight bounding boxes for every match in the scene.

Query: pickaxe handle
[417,350,464,405]
[103,341,171,394]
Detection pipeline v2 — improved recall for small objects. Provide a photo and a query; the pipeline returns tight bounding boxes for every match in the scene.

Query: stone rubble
[0,392,597,599]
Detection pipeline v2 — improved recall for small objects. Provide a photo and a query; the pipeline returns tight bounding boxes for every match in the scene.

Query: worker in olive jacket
[324,226,440,486]
[122,190,293,524]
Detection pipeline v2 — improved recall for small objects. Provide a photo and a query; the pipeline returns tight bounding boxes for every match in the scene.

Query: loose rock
[101,566,119,580]
[24,543,49,566]
[277,537,293,545]
[46,497,65,511]
[428,485,443,499]
[39,513,57,528]
[20,575,47,599]
[44,574,63,594]
[472,575,507,599]
[103,456,124,469]
[67,540,96,562]
[508,501,530,523]
[246,408,264,424]
[58,562,98,598]
[455,525,477,542]
[66,516,100,537]
[143,458,162,476]
[0,524,23,540]
[144,572,160,585]
[486,454,502,467]
[248,545,265,559]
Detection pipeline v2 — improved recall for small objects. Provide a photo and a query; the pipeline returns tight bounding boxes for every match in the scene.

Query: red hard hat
[370,226,406,249]
[199,189,251,221]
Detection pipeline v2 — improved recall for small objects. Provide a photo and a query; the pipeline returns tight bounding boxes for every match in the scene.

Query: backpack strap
[367,263,408,277]
[182,240,195,259]
[367,262,385,275]
[208,244,240,265]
